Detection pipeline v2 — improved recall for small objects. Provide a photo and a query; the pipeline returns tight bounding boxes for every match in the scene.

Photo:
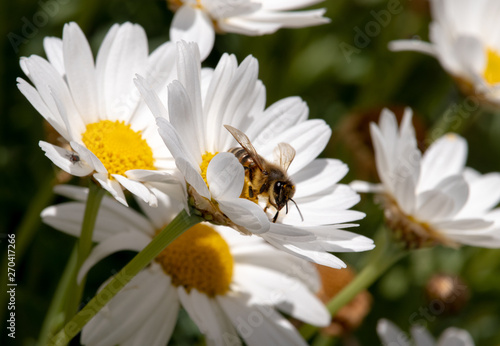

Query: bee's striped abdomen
[228,147,255,167]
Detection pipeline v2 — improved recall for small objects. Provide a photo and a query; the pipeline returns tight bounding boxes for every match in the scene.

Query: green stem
[38,246,78,345]
[48,209,202,346]
[64,181,105,323]
[327,231,407,316]
[300,228,407,341]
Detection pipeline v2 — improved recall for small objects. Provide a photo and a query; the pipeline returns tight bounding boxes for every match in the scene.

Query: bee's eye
[274,182,283,193]
[274,182,286,207]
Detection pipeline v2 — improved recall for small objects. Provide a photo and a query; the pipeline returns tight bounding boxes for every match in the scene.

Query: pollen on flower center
[81,120,155,176]
[200,152,218,186]
[155,224,233,296]
[483,47,500,85]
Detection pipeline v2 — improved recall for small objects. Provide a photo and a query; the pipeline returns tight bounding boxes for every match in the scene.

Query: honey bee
[225,125,303,223]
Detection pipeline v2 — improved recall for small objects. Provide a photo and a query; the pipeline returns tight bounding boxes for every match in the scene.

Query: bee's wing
[274,142,296,172]
[224,125,266,172]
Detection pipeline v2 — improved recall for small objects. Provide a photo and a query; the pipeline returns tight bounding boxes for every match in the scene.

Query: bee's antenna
[290,199,304,222]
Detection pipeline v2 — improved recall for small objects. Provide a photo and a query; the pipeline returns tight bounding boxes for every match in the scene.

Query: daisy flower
[377,319,474,346]
[17,22,178,206]
[352,108,500,248]
[389,0,500,106]
[168,0,330,59]
[135,41,374,268]
[42,184,331,346]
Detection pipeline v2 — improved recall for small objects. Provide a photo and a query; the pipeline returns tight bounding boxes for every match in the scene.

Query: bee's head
[272,180,295,211]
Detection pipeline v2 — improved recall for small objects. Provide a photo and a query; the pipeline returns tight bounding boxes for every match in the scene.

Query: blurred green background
[2,0,500,344]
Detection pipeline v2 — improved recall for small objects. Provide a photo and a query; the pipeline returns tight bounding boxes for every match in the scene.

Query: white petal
[93,172,128,206]
[41,201,147,243]
[459,172,500,217]
[155,117,210,198]
[370,122,393,191]
[444,232,500,248]
[262,235,347,268]
[232,264,330,327]
[438,328,475,346]
[176,41,204,147]
[167,80,203,161]
[435,218,493,233]
[94,23,119,117]
[122,281,179,346]
[69,141,107,174]
[81,267,167,346]
[218,17,282,36]
[292,159,348,198]
[206,152,244,199]
[170,6,215,61]
[260,0,324,11]
[388,39,437,56]
[418,134,467,192]
[258,119,331,175]
[43,37,65,76]
[246,96,308,144]
[135,183,186,230]
[49,186,155,239]
[243,9,330,28]
[230,241,321,293]
[178,289,239,345]
[134,74,170,120]
[17,78,66,137]
[415,190,456,222]
[350,180,385,193]
[218,295,308,346]
[377,319,411,346]
[142,40,177,92]
[306,226,375,253]
[454,35,485,78]
[24,55,82,141]
[77,232,150,283]
[410,325,435,346]
[112,174,158,207]
[39,141,93,176]
[204,53,238,151]
[62,22,99,124]
[98,23,148,121]
[218,198,270,234]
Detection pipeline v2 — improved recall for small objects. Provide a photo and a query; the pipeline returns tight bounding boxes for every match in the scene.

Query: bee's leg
[272,211,279,223]
[248,186,254,198]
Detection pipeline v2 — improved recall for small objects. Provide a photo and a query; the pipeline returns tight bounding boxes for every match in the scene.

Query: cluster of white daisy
[16,0,500,345]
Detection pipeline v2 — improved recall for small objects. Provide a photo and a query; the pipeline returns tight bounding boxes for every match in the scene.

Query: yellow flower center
[155,224,233,296]
[483,48,500,85]
[81,120,155,176]
[200,151,218,186]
